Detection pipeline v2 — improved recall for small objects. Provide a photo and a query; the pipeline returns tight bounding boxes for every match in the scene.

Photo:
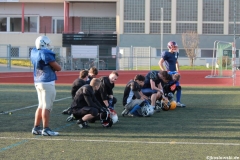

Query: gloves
[100,106,108,113]
[108,98,114,109]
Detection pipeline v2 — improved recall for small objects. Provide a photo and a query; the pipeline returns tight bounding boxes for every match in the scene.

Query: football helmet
[141,103,154,117]
[167,41,178,52]
[161,98,170,111]
[35,35,51,50]
[109,108,118,124]
[100,110,113,127]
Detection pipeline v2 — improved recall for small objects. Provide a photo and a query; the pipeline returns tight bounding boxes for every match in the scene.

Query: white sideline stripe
[0,137,239,146]
[0,97,71,114]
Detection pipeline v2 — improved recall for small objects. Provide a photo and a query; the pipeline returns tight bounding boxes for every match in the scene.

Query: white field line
[0,97,71,114]
[0,137,239,146]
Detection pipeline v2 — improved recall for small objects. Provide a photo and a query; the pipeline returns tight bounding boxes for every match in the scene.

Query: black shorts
[72,107,99,120]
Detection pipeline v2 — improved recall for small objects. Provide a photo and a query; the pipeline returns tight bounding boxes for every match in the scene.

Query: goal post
[206,40,236,86]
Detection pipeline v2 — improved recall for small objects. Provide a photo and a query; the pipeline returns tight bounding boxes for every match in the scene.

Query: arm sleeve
[161,51,167,60]
[41,50,55,64]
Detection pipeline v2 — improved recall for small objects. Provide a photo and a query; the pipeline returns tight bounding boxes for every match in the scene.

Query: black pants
[72,107,99,120]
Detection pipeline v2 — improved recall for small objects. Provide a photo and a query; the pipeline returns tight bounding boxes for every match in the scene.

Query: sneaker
[66,114,76,122]
[42,128,59,136]
[121,109,129,117]
[32,126,42,135]
[154,106,161,112]
[176,102,186,108]
[62,107,72,115]
[155,101,161,113]
[77,120,89,129]
[127,113,134,117]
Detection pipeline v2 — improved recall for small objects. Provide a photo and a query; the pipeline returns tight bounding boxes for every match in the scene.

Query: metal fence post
[7,44,11,70]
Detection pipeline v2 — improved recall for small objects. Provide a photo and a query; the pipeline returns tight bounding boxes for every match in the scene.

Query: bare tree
[182,31,199,67]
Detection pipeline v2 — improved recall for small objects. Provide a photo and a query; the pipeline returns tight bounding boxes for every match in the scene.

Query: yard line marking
[0,137,239,146]
[0,140,28,152]
[0,123,74,152]
[0,97,71,115]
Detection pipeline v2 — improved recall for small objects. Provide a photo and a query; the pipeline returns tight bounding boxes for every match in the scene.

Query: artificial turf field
[0,84,240,160]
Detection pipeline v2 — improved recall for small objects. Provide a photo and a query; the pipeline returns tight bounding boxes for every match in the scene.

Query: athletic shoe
[121,109,129,117]
[127,113,134,117]
[42,128,59,136]
[62,107,72,115]
[155,101,161,112]
[32,126,42,135]
[77,120,89,129]
[176,102,186,108]
[154,106,161,113]
[66,114,76,122]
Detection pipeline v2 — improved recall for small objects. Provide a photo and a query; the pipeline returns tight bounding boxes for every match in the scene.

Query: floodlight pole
[233,0,236,86]
[160,8,163,53]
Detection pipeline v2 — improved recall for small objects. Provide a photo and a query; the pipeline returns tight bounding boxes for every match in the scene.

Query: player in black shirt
[67,78,112,128]
[95,71,119,109]
[85,67,98,84]
[62,70,88,115]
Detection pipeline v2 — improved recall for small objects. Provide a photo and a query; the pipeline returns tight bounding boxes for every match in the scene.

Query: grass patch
[0,84,240,159]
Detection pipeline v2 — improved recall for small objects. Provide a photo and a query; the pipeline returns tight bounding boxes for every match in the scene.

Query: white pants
[35,83,56,111]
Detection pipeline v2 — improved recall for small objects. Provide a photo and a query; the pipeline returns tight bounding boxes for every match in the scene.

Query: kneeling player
[121,74,153,117]
[163,72,186,108]
[66,78,115,128]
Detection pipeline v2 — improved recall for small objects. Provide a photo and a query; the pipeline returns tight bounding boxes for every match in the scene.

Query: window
[150,23,171,34]
[28,47,35,57]
[178,49,188,57]
[124,0,145,20]
[202,23,223,34]
[203,0,224,22]
[229,24,240,35]
[124,22,145,33]
[0,16,38,32]
[176,23,197,33]
[229,0,240,22]
[156,48,167,57]
[11,47,19,57]
[177,0,198,21]
[81,17,116,33]
[0,17,7,31]
[52,18,64,34]
[24,17,38,32]
[201,50,216,58]
[150,0,172,21]
[10,17,21,32]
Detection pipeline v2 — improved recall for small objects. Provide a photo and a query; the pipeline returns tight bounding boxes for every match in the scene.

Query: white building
[0,0,239,69]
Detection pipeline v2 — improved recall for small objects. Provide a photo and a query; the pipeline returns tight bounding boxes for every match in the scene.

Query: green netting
[216,42,232,76]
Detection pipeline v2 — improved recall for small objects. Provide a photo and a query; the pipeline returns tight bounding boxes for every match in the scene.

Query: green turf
[0,85,240,160]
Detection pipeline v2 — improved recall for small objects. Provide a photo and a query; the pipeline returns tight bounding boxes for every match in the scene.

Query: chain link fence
[0,44,11,69]
[0,45,157,71]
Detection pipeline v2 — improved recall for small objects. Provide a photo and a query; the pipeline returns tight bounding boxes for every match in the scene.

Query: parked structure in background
[0,0,239,70]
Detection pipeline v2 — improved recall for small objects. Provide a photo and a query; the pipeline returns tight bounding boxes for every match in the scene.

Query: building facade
[0,0,239,67]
